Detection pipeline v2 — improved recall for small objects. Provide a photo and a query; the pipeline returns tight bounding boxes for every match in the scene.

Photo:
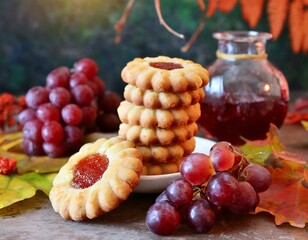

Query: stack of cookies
[117,56,209,175]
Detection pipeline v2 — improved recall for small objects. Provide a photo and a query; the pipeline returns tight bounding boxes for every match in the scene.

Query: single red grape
[155,190,170,203]
[81,106,97,127]
[206,172,239,207]
[64,125,83,146]
[23,138,44,156]
[240,164,272,193]
[98,91,121,113]
[146,201,180,236]
[71,84,94,106]
[69,72,88,89]
[18,108,36,125]
[92,76,106,93]
[97,112,121,132]
[36,103,60,122]
[165,178,194,207]
[180,153,215,185]
[41,121,64,144]
[42,142,66,158]
[22,119,43,143]
[49,87,72,108]
[74,58,98,80]
[61,104,83,126]
[209,141,235,171]
[87,81,99,96]
[225,181,259,215]
[46,66,70,89]
[25,86,49,109]
[187,198,216,233]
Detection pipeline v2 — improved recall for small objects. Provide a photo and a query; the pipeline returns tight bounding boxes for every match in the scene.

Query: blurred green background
[0,0,307,95]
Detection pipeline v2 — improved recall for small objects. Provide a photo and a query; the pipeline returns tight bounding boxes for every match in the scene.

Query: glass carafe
[198,31,289,145]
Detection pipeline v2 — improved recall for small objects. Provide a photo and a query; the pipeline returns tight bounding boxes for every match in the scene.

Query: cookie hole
[72,153,109,189]
[149,62,183,70]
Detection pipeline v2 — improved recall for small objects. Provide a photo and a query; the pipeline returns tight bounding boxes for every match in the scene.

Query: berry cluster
[18,58,121,157]
[0,157,17,175]
[146,141,272,236]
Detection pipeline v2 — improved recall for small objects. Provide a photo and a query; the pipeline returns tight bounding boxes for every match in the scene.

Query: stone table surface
[0,124,308,240]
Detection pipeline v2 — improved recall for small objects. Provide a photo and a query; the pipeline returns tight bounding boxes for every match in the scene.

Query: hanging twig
[181,0,206,52]
[154,0,185,39]
[114,0,136,44]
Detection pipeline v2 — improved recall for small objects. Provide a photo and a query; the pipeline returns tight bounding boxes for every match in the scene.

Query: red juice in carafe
[199,32,290,145]
[198,95,289,145]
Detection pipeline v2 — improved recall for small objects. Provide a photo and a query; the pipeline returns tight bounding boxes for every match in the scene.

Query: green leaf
[240,124,286,165]
[0,172,56,209]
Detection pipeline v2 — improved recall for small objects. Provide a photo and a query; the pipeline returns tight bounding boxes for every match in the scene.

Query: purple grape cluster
[19,58,121,157]
[146,142,272,236]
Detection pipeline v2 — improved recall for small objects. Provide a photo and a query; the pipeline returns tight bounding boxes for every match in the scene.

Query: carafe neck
[214,31,271,60]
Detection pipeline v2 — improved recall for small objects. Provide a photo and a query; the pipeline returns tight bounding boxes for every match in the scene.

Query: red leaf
[254,160,308,228]
[240,0,264,28]
[267,0,289,40]
[218,0,237,13]
[206,0,219,17]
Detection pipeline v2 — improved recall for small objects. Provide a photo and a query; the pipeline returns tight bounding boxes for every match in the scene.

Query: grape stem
[192,184,207,199]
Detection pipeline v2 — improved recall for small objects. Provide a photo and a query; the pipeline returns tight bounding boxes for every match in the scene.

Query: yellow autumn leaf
[301,121,308,131]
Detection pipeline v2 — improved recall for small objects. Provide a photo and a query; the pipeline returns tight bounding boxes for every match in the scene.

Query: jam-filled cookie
[121,56,209,93]
[49,137,143,221]
[118,122,198,146]
[136,137,195,164]
[124,84,205,109]
[117,101,201,128]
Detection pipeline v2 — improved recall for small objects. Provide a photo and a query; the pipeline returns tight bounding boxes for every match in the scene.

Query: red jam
[72,153,109,189]
[150,62,183,70]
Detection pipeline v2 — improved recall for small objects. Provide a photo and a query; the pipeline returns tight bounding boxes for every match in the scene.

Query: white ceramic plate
[134,137,216,194]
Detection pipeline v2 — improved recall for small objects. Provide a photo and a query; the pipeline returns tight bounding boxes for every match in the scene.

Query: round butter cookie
[119,122,198,145]
[121,56,209,93]
[124,84,205,109]
[49,137,143,221]
[117,100,201,128]
[136,137,195,164]
[142,158,183,175]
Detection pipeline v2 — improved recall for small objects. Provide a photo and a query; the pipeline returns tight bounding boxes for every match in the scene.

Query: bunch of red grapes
[18,58,121,157]
[146,141,272,236]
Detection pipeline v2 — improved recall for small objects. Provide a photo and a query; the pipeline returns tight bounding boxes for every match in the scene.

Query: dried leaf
[289,0,304,53]
[240,0,264,28]
[206,0,219,17]
[254,160,308,228]
[301,9,308,53]
[219,0,238,13]
[267,0,289,40]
